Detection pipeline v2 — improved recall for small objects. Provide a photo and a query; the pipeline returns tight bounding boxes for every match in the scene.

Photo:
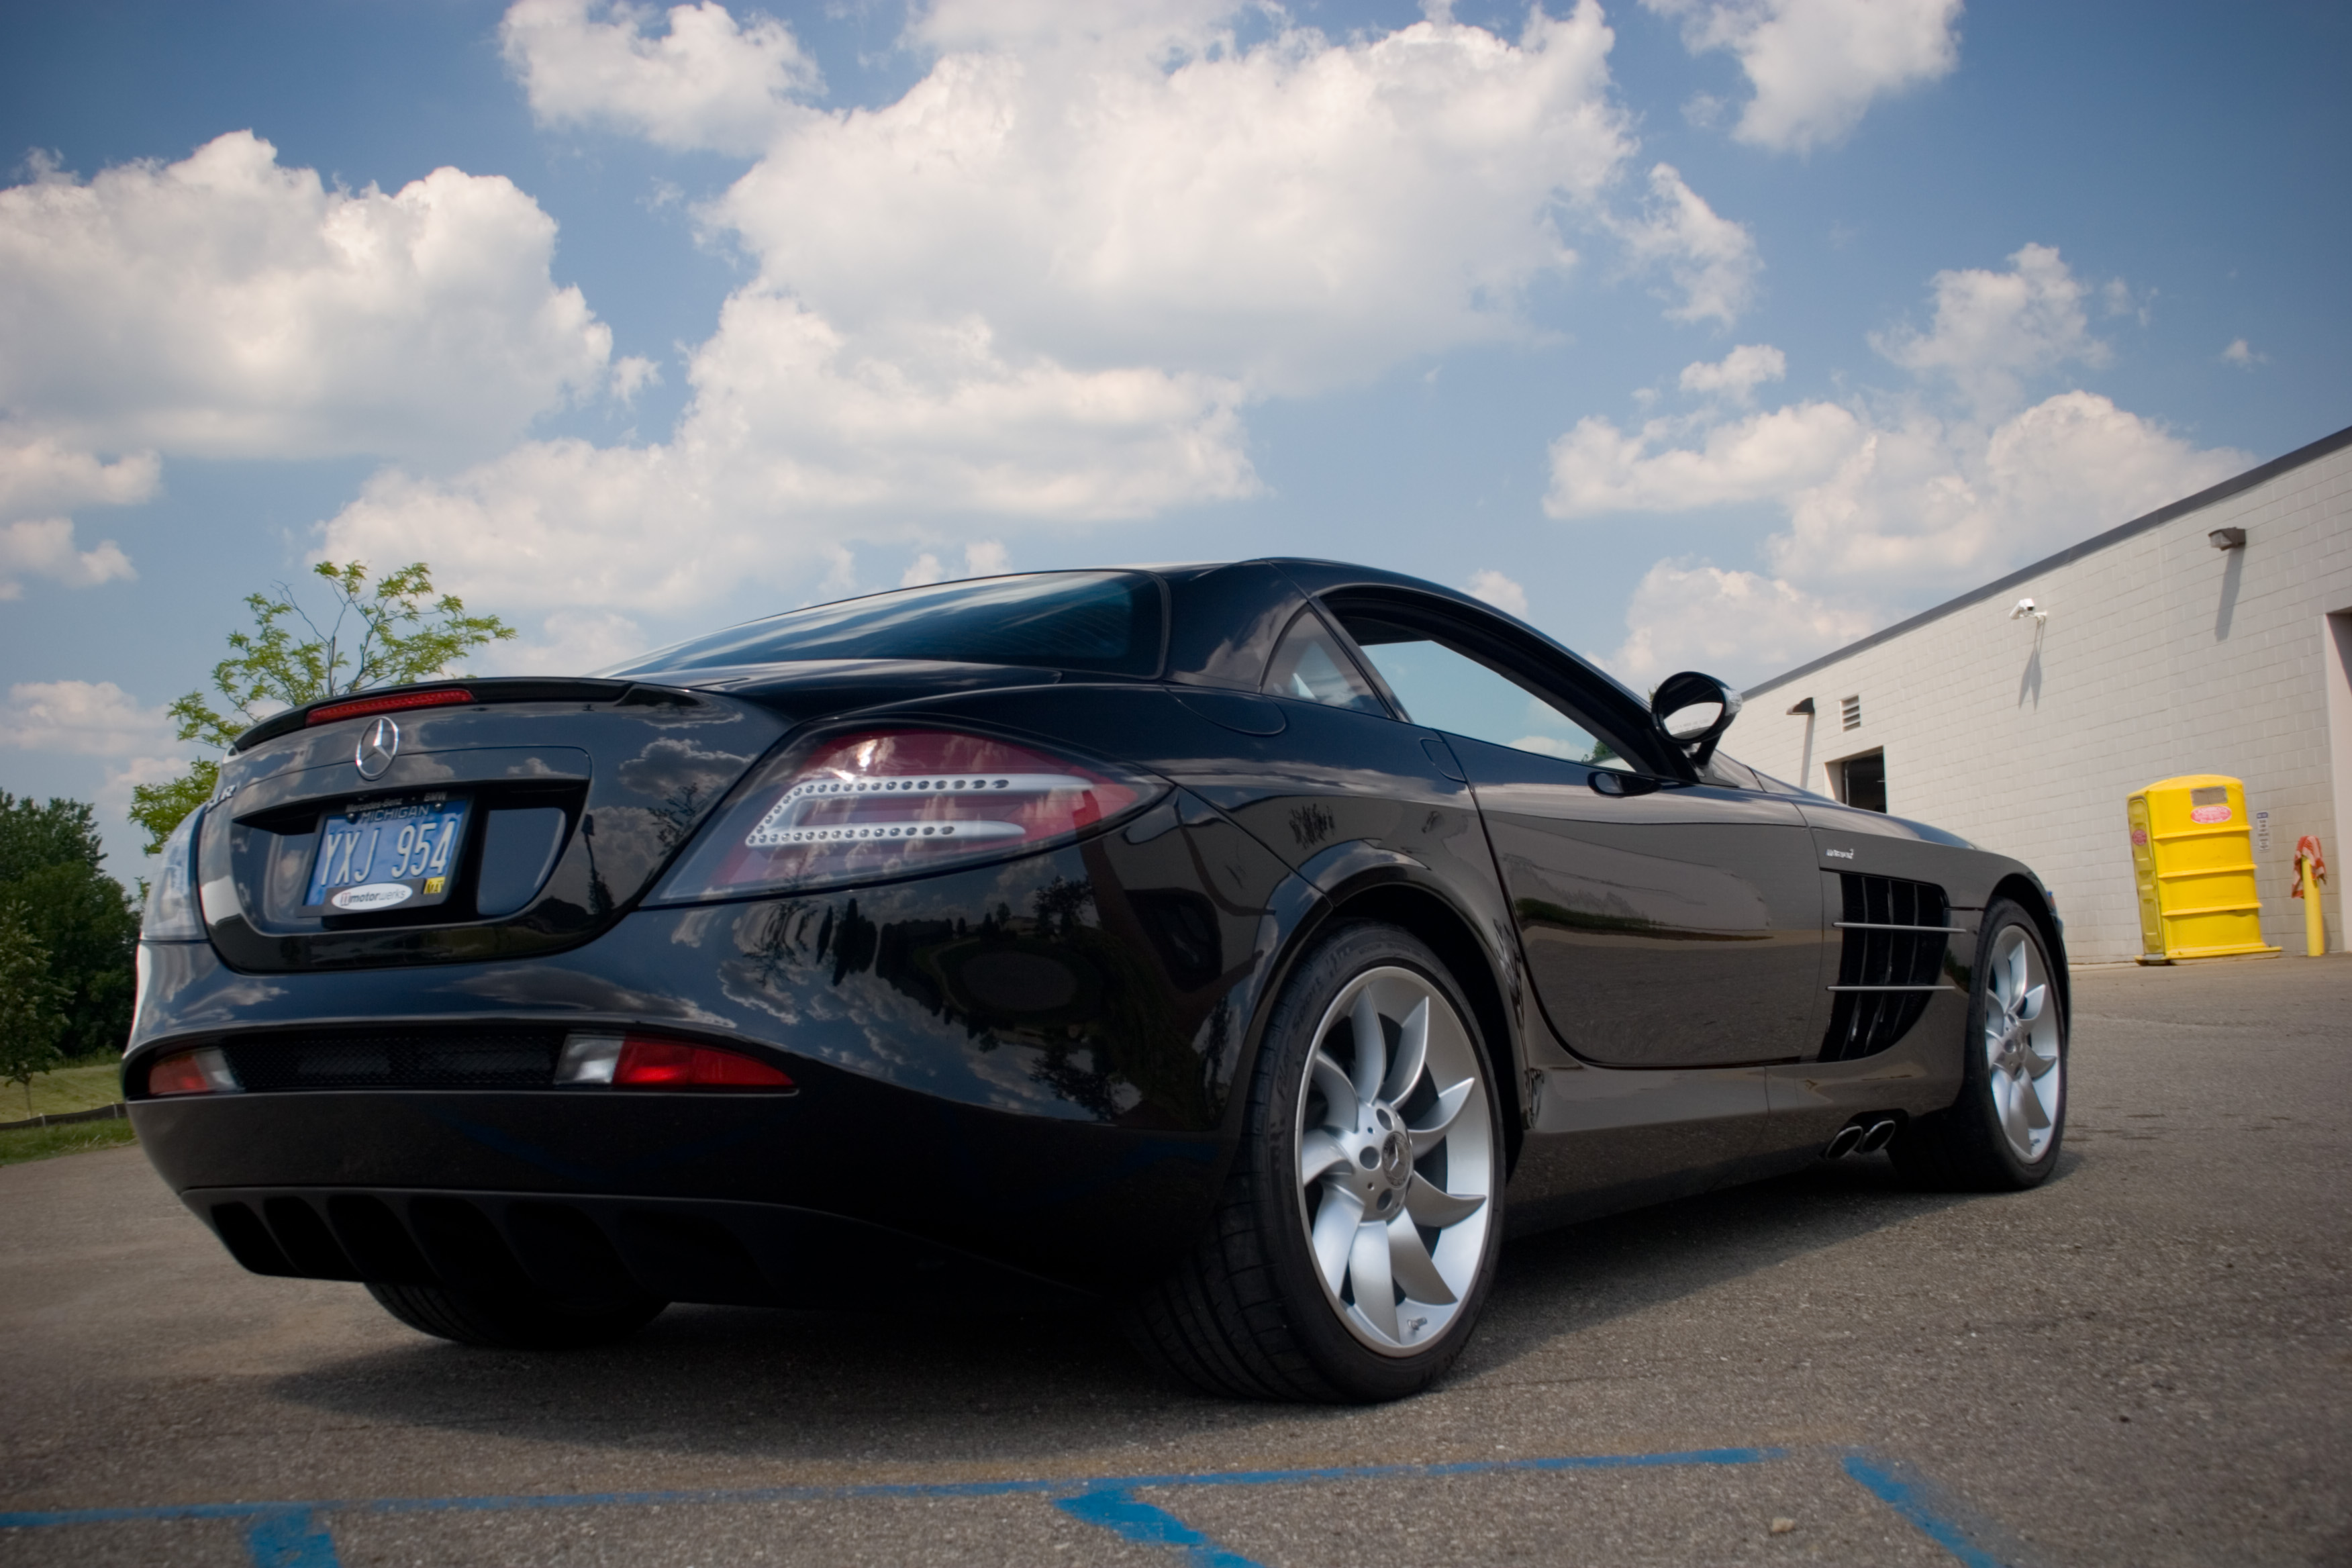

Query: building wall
[1724,434,2352,965]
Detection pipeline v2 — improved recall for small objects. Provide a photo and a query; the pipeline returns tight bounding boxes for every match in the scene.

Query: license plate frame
[303,793,472,914]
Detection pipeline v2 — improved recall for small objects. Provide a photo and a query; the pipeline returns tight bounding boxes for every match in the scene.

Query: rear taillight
[556,1032,793,1089]
[146,1046,240,1097]
[653,728,1157,901]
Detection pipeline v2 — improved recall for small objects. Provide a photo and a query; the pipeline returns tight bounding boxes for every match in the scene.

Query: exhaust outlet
[1857,1118,1899,1154]
[1822,1125,1865,1160]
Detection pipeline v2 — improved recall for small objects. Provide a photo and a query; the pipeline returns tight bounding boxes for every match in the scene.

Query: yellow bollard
[2294,836,2329,957]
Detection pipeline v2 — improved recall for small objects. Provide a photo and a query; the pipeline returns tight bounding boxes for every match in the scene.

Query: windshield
[602,571,1165,678]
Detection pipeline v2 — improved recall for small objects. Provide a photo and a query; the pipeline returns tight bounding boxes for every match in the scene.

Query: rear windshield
[603,571,1165,677]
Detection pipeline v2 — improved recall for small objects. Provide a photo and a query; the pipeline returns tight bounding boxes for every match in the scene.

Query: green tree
[130,560,516,852]
[0,909,67,1117]
[0,796,140,1062]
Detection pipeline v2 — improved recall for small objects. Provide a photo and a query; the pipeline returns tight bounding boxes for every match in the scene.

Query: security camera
[2009,597,2045,623]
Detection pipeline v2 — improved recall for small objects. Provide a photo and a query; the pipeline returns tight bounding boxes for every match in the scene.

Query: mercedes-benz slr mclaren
[128,560,2067,1402]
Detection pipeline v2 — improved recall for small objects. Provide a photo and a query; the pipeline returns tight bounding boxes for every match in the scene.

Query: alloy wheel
[1983,924,2062,1162]
[1293,966,1495,1355]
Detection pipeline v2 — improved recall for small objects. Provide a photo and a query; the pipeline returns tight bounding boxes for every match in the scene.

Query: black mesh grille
[221,1028,565,1091]
[1820,875,1951,1062]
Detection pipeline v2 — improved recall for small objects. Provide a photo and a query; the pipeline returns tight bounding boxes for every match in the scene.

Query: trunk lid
[197,665,1069,972]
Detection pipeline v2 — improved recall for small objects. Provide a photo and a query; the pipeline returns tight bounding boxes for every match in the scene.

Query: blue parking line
[1057,1490,1268,1568]
[1841,1453,2019,1568]
[0,1444,2022,1567]
[246,1508,338,1568]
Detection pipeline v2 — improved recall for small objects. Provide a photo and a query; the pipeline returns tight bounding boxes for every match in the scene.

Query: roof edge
[1744,419,2352,699]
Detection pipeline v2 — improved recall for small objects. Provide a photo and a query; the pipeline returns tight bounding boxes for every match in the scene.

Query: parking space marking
[1,1445,2023,1567]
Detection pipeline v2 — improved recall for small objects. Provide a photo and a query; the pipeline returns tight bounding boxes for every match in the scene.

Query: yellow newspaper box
[2126,775,2280,963]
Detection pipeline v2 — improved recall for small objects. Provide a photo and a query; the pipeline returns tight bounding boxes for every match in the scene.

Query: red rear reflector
[147,1046,238,1096]
[306,687,474,726]
[612,1037,794,1088]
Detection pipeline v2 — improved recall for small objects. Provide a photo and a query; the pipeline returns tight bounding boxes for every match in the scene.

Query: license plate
[305,795,470,913]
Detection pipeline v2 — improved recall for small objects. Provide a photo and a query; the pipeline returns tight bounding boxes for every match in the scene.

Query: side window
[1336,615,1632,770]
[1261,609,1387,714]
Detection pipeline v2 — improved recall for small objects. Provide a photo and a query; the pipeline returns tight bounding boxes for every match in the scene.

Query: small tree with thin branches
[130,561,516,852]
[0,910,66,1118]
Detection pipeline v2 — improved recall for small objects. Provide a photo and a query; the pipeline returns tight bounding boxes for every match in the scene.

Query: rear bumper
[187,1185,1091,1313]
[130,1079,1221,1297]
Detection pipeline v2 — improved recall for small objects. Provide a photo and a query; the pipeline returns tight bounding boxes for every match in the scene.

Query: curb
[0,1102,128,1134]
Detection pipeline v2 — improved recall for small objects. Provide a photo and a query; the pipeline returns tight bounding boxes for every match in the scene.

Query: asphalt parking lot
[3,955,2346,1567]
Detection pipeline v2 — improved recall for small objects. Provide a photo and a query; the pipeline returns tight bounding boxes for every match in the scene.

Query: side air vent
[1820,875,1955,1062]
[219,1028,567,1092]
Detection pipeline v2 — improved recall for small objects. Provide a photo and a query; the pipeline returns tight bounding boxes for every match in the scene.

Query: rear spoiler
[228,679,693,753]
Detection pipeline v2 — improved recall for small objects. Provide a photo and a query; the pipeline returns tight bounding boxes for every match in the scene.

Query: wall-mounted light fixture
[2210,527,2247,550]
[1787,697,1815,716]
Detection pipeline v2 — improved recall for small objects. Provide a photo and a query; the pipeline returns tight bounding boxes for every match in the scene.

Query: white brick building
[1724,423,2352,965]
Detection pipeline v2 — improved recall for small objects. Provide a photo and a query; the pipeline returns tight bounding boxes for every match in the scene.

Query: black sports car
[128,560,2067,1402]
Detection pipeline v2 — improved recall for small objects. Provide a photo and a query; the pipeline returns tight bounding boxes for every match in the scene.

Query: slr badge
[355,717,400,780]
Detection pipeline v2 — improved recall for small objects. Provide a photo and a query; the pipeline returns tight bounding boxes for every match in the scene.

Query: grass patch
[0,1118,137,1168]
[3,1062,126,1122]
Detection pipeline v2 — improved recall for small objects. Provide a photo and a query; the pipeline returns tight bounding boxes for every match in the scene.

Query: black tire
[1122,920,1507,1402]
[1892,896,2067,1191]
[366,1281,667,1350]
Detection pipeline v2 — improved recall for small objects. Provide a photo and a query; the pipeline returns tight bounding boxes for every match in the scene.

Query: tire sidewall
[1248,920,1506,1401]
[1961,897,2067,1186]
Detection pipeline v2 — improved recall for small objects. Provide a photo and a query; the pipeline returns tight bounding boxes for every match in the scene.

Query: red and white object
[146,1046,240,1097]
[658,728,1154,900]
[556,1032,794,1088]
[2294,834,2328,958]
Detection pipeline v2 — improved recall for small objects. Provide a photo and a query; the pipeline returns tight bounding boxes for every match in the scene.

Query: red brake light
[146,1046,238,1096]
[658,728,1152,900]
[306,687,474,726]
[612,1037,793,1088]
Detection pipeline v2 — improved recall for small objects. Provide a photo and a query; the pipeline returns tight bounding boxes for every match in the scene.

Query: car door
[1322,591,1830,1069]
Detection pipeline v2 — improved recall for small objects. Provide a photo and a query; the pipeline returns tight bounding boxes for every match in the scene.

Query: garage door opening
[1834,750,1888,813]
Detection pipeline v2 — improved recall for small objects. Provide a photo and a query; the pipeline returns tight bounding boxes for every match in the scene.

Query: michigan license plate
[305,795,470,913]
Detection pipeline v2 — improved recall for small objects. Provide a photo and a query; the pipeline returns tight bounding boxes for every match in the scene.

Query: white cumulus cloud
[501,0,822,155]
[0,680,172,756]
[1645,0,1963,153]
[0,132,620,465]
[0,432,158,521]
[1467,569,1530,617]
[1607,163,1759,325]
[1873,242,2104,414]
[321,294,1255,612]
[1548,400,1864,515]
[902,538,1012,589]
[1609,560,1877,682]
[1678,342,1786,401]
[0,519,135,600]
[716,2,1636,393]
[332,1,1749,614]
[479,609,650,676]
[1560,244,2248,685]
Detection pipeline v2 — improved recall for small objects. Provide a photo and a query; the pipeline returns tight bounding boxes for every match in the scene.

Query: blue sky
[2,0,2347,875]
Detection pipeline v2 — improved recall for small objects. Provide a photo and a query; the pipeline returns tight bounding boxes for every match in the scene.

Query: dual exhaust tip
[1822,1116,1900,1160]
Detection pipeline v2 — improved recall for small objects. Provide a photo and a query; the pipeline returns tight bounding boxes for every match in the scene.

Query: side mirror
[1650,671,1742,767]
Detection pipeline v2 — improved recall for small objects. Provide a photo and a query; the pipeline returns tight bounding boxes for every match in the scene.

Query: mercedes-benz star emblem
[355,716,400,780]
